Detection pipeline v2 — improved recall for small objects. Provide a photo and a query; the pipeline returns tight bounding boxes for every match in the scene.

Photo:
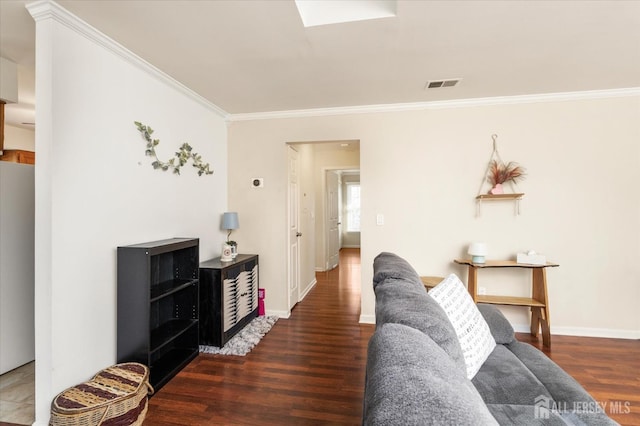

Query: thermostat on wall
[251,178,264,188]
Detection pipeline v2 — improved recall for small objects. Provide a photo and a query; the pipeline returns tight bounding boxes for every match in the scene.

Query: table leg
[530,307,540,337]
[532,268,551,347]
[467,266,478,303]
[539,312,551,348]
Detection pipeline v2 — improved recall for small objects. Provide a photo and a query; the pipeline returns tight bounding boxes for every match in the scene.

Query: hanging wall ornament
[475,134,526,217]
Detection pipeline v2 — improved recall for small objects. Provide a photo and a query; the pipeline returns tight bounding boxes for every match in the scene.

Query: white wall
[0,162,35,375]
[3,124,35,151]
[29,3,228,424]
[228,95,640,338]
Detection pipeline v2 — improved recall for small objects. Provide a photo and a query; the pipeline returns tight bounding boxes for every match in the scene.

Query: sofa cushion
[373,252,422,288]
[429,274,496,379]
[488,401,619,426]
[472,344,553,405]
[506,341,618,425]
[477,304,516,344]
[363,323,498,426]
[374,277,466,371]
[485,404,569,425]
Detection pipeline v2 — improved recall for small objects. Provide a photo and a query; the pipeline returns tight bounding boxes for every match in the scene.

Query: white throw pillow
[429,273,496,379]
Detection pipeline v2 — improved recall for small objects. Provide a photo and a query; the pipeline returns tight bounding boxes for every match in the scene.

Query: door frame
[285,141,360,313]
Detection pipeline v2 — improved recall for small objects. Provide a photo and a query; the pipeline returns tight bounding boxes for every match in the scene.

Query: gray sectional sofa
[363,252,617,425]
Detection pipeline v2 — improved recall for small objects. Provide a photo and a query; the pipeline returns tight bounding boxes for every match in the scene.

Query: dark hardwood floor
[145,248,640,425]
[518,333,640,425]
[145,249,372,425]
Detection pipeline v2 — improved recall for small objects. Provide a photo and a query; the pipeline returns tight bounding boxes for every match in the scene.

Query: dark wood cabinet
[117,238,199,391]
[199,254,259,347]
[0,149,35,165]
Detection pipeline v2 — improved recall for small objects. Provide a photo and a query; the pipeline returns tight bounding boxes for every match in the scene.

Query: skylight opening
[295,0,397,28]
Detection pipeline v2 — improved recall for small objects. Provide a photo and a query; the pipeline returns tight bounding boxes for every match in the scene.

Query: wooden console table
[454,259,559,347]
[420,276,444,291]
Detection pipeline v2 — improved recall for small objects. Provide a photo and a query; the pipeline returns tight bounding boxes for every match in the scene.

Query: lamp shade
[222,212,239,230]
[468,243,488,263]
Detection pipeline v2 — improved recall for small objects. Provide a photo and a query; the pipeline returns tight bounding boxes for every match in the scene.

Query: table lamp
[221,212,239,261]
[468,243,488,264]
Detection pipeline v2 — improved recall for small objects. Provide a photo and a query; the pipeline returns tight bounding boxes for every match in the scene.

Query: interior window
[346,183,361,232]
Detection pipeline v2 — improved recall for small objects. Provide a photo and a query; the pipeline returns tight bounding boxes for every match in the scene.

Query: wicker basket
[50,362,154,426]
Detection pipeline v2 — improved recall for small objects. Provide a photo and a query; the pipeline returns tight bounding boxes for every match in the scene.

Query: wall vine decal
[134,121,213,176]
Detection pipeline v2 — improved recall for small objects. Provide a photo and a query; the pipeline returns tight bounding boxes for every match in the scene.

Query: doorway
[324,169,361,271]
[285,140,360,313]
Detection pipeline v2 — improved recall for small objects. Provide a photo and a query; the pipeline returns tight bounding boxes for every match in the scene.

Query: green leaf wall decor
[134,121,213,176]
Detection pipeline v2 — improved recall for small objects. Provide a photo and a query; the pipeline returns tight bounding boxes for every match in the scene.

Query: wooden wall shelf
[475,193,524,200]
[475,193,524,216]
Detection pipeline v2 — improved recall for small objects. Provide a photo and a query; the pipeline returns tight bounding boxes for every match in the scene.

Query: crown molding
[26,0,229,119]
[23,1,640,123]
[227,87,640,122]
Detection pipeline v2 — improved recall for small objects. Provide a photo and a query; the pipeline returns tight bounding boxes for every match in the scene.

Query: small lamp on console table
[468,242,488,264]
[221,212,239,261]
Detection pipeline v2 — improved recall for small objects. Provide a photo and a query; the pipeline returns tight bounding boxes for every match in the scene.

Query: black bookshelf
[117,238,199,391]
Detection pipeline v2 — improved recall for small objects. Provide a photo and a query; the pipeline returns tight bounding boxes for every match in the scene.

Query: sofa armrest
[477,304,515,344]
[364,323,498,425]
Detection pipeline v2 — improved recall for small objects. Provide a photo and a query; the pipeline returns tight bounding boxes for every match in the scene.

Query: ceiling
[1,0,639,126]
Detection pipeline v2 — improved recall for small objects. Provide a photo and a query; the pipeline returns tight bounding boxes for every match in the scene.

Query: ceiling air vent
[425,79,461,89]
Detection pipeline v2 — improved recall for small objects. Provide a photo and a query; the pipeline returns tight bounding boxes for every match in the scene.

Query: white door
[287,146,301,310]
[326,170,340,270]
[338,175,344,249]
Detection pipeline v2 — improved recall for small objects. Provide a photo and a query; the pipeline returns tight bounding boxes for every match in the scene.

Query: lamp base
[220,243,233,262]
[471,255,486,264]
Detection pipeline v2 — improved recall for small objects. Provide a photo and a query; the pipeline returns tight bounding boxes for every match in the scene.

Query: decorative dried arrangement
[134,121,213,176]
[487,160,525,194]
[475,134,526,216]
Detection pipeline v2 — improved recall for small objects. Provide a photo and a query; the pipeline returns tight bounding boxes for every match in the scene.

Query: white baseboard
[359,314,375,324]
[315,266,337,272]
[262,278,314,320]
[266,309,290,319]
[512,324,640,339]
[299,278,317,301]
[341,245,361,249]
